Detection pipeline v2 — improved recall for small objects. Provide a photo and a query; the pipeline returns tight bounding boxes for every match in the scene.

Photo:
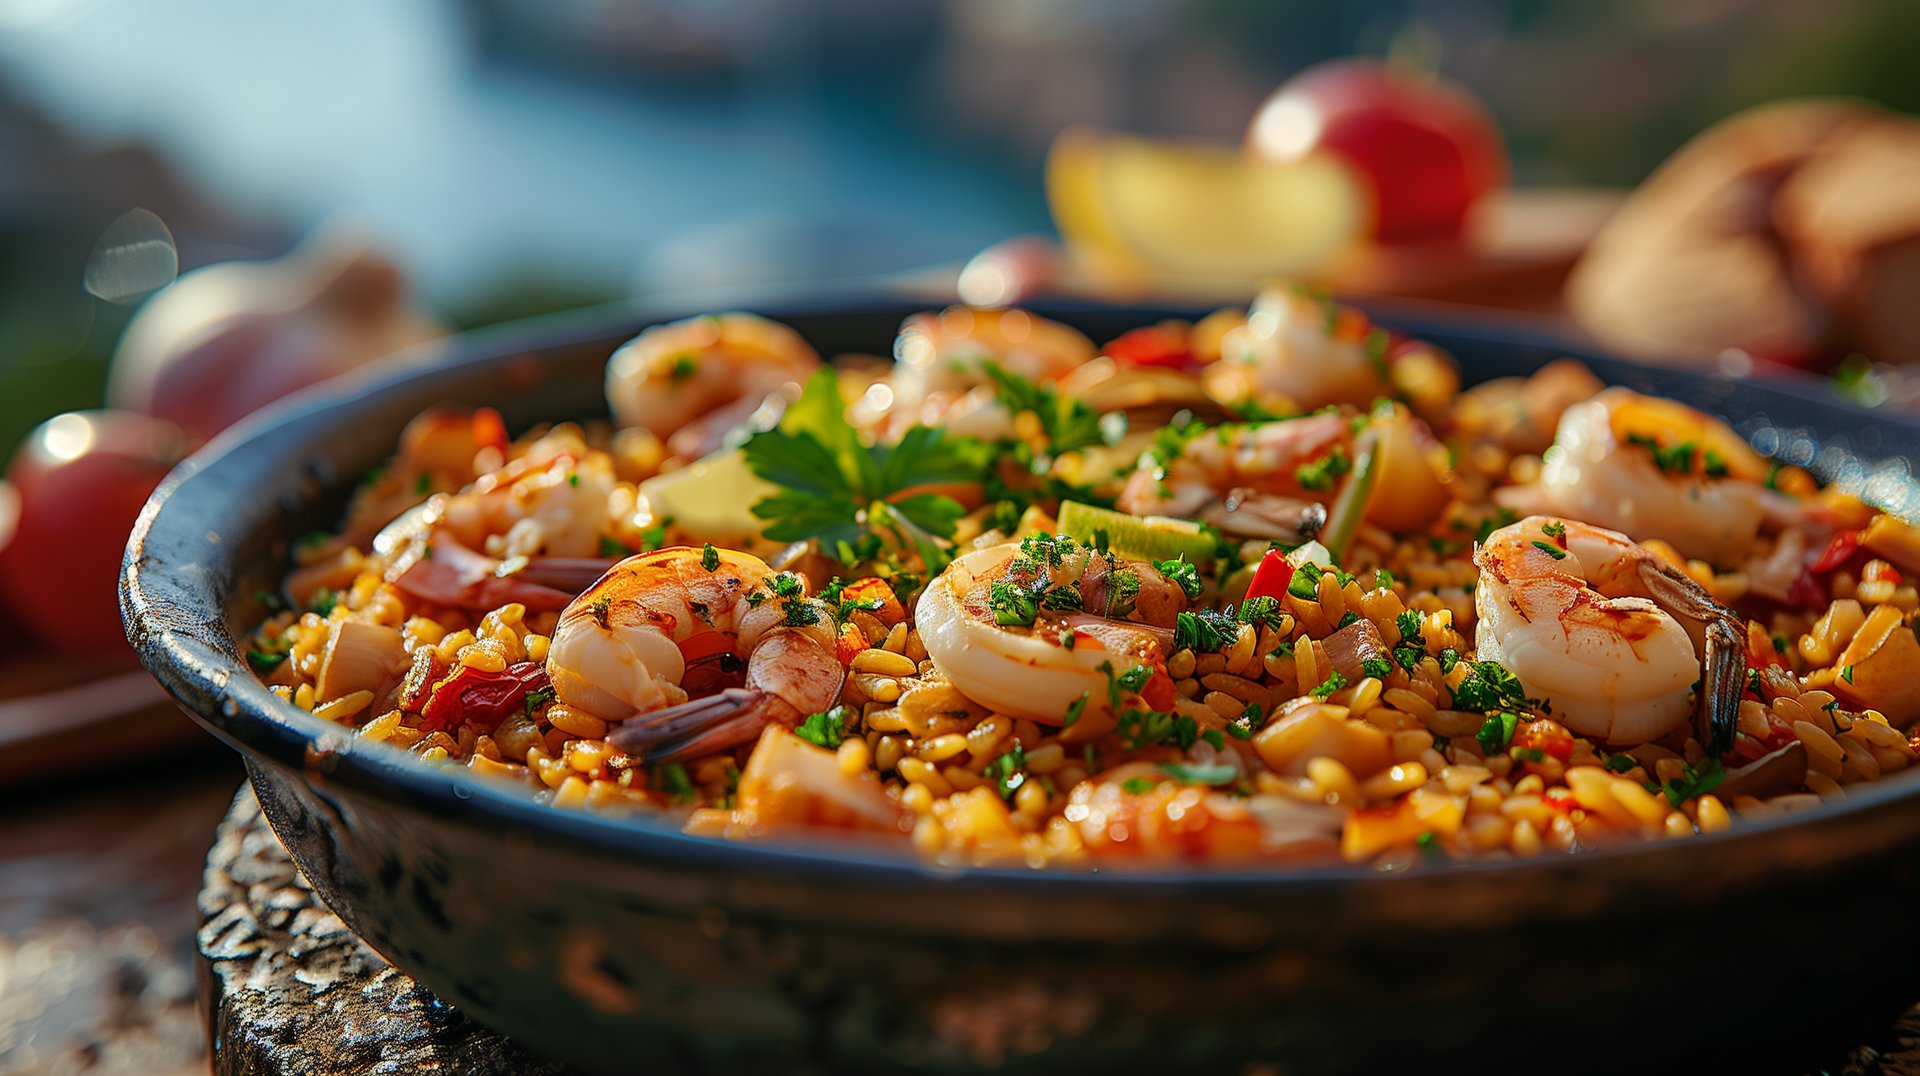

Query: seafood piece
[340,405,509,547]
[914,535,1187,726]
[1455,359,1605,456]
[605,313,819,460]
[1069,763,1343,861]
[1206,284,1458,413]
[378,445,620,612]
[1199,488,1327,544]
[878,307,1094,424]
[1117,410,1353,519]
[1117,404,1452,536]
[545,547,847,761]
[1509,387,1833,565]
[1474,515,1742,749]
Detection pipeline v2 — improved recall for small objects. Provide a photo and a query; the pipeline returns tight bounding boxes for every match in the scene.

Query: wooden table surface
[0,747,242,1076]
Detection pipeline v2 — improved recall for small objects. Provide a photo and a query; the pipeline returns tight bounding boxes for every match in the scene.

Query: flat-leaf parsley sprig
[742,369,984,573]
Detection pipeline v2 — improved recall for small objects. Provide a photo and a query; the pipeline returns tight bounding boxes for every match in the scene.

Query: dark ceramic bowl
[127,295,1920,1074]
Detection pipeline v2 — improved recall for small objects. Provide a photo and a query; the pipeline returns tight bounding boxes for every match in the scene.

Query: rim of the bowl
[123,285,1920,892]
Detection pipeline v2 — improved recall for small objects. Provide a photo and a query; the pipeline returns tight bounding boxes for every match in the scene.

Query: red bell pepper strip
[1811,530,1865,573]
[1243,549,1296,603]
[1142,668,1176,711]
[418,660,550,734]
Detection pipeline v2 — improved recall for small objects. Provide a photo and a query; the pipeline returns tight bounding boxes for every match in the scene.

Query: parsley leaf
[795,706,853,749]
[742,369,981,568]
[1450,660,1527,712]
[1663,758,1725,808]
[1175,608,1238,652]
[982,362,1113,454]
[1157,761,1237,786]
[1295,450,1352,492]
[1310,671,1349,699]
[654,762,694,803]
[1155,556,1203,600]
[985,744,1027,799]
[1531,540,1568,560]
[1288,561,1323,600]
[989,581,1039,627]
[1475,711,1519,754]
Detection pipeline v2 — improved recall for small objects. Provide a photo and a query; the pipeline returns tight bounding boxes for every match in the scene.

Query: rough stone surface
[198,788,574,1076]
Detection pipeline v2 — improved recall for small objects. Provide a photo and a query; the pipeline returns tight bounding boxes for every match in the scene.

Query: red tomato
[1248,59,1508,243]
[1102,325,1198,372]
[0,410,187,653]
[1243,549,1296,602]
[0,480,18,646]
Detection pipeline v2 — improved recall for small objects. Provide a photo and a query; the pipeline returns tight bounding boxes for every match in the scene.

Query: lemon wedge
[636,449,778,542]
[1047,126,1369,281]
[1057,500,1217,565]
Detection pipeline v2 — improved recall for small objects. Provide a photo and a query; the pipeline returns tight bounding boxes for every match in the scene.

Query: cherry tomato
[1102,325,1198,372]
[1243,549,1296,603]
[0,480,19,647]
[1248,59,1508,243]
[0,410,187,653]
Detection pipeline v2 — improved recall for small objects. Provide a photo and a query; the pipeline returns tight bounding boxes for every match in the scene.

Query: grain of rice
[1166,648,1197,680]
[852,648,918,678]
[897,758,953,796]
[1307,757,1360,805]
[1510,818,1543,857]
[1203,691,1243,720]
[313,690,375,723]
[919,734,970,762]
[1360,762,1426,800]
[837,737,872,775]
[1793,720,1846,778]
[1224,625,1257,677]
[547,705,608,740]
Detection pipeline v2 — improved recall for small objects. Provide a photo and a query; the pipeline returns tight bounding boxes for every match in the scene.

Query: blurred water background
[1,0,1916,459]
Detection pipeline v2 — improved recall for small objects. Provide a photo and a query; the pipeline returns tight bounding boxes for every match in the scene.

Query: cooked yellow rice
[246,297,1920,869]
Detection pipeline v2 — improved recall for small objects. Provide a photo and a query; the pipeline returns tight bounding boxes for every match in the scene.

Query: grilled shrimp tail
[610,687,771,762]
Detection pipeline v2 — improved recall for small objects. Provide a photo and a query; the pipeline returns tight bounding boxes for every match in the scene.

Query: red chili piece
[1243,549,1296,603]
[419,660,550,734]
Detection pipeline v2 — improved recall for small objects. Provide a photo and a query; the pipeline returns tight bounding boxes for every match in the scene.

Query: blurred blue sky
[0,0,1040,305]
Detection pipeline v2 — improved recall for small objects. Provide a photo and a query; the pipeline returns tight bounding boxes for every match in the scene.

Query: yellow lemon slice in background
[1046,126,1369,283]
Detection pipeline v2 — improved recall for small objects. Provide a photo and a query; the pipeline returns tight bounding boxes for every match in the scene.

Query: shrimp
[914,534,1187,729]
[1508,387,1836,566]
[545,547,848,762]
[378,433,619,612]
[870,307,1094,434]
[1207,284,1457,413]
[1473,515,1743,749]
[1116,410,1352,535]
[604,313,818,460]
